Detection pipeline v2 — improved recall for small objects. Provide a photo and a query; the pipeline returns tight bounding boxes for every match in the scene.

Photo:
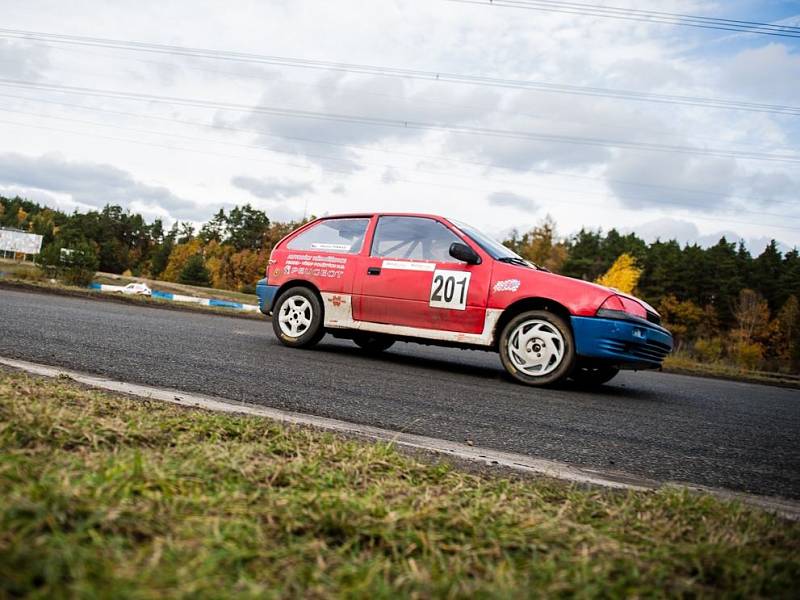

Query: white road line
[2,355,798,519]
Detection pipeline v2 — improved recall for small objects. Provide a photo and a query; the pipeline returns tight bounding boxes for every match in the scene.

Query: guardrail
[88,283,260,313]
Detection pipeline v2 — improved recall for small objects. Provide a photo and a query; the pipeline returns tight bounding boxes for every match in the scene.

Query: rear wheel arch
[493,297,573,348]
[270,279,323,312]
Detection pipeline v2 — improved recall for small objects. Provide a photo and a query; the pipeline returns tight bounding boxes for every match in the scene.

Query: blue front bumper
[571,316,673,369]
[255,278,280,315]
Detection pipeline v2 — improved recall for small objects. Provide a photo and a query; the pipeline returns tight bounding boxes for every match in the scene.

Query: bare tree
[732,289,769,344]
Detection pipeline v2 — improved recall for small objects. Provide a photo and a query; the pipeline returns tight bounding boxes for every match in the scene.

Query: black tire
[353,333,395,353]
[498,309,576,386]
[272,286,325,348]
[570,365,620,387]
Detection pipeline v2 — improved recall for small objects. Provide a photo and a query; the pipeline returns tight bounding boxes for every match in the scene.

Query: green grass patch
[1,370,798,598]
[0,259,44,281]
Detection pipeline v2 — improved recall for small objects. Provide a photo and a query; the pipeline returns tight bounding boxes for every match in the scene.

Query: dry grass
[1,370,798,598]
[664,354,800,389]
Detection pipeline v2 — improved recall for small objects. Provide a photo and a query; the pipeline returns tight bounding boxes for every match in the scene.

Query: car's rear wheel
[353,333,395,353]
[272,287,325,348]
[570,365,620,387]
[498,310,575,386]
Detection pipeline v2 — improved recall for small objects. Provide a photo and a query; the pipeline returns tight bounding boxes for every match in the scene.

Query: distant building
[0,227,43,260]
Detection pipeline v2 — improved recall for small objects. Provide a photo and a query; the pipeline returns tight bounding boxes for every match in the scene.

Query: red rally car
[256,213,673,387]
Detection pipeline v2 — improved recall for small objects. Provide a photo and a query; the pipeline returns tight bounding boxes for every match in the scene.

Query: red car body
[256,213,672,385]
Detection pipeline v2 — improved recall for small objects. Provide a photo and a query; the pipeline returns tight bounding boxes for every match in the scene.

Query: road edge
[2,355,798,520]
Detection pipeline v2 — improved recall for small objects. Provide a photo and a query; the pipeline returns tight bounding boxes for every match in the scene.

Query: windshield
[451,220,525,261]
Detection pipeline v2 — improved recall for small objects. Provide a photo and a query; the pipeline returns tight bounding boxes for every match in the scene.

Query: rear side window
[286,218,370,254]
[371,216,462,262]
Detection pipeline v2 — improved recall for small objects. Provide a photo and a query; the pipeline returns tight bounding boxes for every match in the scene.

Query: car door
[353,216,490,333]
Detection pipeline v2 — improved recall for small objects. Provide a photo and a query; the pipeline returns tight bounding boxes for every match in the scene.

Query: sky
[0,0,798,252]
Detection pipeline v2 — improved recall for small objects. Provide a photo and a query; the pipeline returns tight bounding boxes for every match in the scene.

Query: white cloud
[0,152,206,220]
[718,43,800,104]
[624,217,790,253]
[605,151,738,211]
[488,191,537,212]
[0,40,49,80]
[231,175,314,201]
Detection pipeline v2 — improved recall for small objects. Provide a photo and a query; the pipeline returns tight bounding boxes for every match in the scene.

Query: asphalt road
[2,288,799,499]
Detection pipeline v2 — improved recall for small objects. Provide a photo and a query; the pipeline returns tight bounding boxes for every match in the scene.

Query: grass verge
[0,258,260,313]
[91,272,257,304]
[1,369,799,597]
[663,355,800,389]
[0,259,256,304]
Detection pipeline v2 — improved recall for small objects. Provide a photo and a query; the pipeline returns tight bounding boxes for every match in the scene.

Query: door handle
[367,266,381,275]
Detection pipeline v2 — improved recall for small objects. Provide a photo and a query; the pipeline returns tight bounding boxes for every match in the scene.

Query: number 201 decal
[429,269,471,310]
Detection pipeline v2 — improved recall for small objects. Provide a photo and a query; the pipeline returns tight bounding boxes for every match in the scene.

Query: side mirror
[449,242,481,265]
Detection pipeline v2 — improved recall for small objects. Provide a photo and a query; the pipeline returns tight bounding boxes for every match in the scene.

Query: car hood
[500,263,659,316]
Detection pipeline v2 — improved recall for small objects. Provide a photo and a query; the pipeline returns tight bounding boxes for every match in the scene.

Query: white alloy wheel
[506,318,566,377]
[277,295,313,338]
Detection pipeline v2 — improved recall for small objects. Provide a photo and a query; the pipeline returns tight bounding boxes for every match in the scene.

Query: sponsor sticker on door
[382,260,436,272]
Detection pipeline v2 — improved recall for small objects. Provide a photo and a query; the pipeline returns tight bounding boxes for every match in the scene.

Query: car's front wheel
[498,310,575,386]
[272,287,325,348]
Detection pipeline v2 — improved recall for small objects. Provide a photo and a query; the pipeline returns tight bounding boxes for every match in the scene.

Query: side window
[286,218,370,254]
[371,217,463,262]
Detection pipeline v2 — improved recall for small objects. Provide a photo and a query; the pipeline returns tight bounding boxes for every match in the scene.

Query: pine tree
[178,254,211,287]
[752,240,783,311]
[778,249,800,308]
[561,229,604,281]
[703,237,746,328]
[637,239,683,305]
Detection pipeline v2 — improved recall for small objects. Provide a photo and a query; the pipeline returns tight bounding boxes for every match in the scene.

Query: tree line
[2,195,798,372]
[0,196,305,292]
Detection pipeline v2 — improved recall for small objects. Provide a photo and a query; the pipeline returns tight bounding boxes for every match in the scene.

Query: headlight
[596,294,647,320]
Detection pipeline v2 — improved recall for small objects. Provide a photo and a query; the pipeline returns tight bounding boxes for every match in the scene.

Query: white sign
[310,242,350,251]
[382,260,437,272]
[0,229,43,255]
[429,269,471,311]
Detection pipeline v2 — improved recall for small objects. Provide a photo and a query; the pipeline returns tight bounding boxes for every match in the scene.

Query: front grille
[631,340,671,362]
[598,338,670,363]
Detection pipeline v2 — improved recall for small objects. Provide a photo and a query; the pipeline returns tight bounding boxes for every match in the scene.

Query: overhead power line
[1,116,797,234]
[1,27,799,116]
[16,40,770,152]
[4,91,792,210]
[2,101,796,223]
[447,0,800,38]
[1,79,798,164]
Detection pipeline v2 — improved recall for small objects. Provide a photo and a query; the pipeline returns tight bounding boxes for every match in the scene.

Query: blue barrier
[86,282,259,313]
[209,299,243,309]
